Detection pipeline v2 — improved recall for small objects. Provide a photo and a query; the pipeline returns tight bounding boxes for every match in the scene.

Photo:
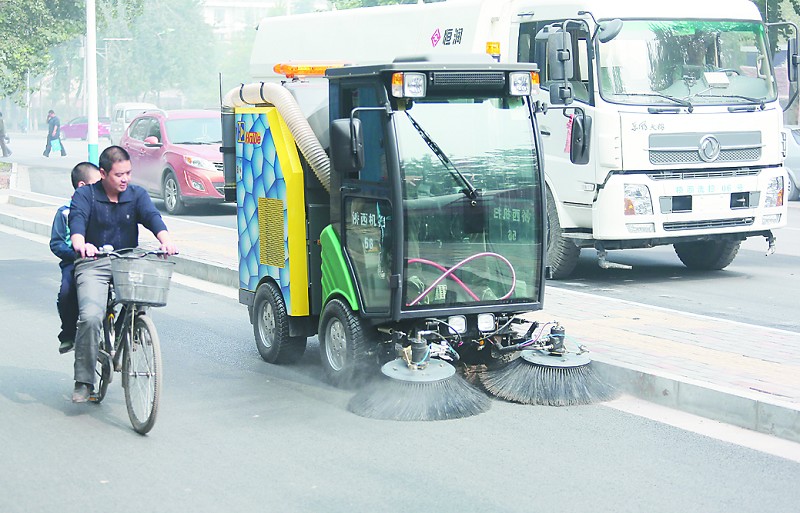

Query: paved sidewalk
[1,184,798,442]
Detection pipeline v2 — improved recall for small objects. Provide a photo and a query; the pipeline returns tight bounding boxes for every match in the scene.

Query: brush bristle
[348,373,491,421]
[479,358,617,406]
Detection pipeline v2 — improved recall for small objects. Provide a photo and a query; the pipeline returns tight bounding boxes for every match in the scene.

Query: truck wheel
[252,282,307,364]
[319,299,376,388]
[674,240,741,270]
[546,188,580,279]
[163,171,186,215]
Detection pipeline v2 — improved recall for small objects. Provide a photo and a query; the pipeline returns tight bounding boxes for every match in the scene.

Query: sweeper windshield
[396,96,543,310]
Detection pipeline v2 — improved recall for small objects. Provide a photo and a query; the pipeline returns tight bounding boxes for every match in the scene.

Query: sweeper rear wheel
[252,281,307,364]
[319,299,377,388]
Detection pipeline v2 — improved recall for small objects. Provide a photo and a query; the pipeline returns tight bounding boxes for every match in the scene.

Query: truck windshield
[597,19,776,106]
[395,97,543,309]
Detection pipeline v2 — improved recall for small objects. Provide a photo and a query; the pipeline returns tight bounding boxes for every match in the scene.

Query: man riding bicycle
[68,146,178,403]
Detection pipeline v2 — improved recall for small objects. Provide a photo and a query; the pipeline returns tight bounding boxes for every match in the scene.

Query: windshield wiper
[694,93,766,110]
[614,92,694,112]
[404,111,479,200]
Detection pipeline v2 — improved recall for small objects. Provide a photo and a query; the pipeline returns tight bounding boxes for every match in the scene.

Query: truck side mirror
[789,38,799,83]
[547,31,574,106]
[547,32,574,81]
[596,19,623,43]
[331,118,364,175]
[570,112,592,165]
[550,83,574,105]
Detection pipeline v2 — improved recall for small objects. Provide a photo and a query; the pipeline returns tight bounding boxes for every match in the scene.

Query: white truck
[250,0,797,278]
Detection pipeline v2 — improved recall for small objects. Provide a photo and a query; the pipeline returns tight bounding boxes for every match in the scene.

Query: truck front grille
[647,169,761,180]
[650,148,761,165]
[663,217,754,231]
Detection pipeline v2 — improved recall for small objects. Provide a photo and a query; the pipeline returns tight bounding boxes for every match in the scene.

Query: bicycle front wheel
[122,313,162,434]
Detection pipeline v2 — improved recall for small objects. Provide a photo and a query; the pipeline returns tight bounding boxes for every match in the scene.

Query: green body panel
[320,225,359,311]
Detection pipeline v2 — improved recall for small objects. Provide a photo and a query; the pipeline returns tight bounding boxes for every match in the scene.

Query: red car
[60,116,111,140]
[119,109,224,214]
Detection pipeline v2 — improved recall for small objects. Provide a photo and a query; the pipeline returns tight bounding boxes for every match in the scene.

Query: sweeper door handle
[341,185,361,193]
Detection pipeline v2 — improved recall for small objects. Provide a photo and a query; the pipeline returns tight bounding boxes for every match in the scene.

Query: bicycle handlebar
[76,247,178,265]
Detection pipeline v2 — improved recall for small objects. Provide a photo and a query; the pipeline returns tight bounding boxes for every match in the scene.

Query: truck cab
[519,2,795,276]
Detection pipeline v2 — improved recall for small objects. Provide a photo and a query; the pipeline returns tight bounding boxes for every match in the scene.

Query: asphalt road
[0,227,799,513]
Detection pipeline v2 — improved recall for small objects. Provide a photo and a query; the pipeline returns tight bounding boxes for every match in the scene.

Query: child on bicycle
[50,162,102,354]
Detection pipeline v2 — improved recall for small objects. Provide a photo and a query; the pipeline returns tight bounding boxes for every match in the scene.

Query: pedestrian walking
[43,109,66,157]
[0,111,11,158]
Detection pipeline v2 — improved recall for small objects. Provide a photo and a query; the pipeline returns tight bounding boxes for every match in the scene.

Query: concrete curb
[0,192,798,444]
[593,358,800,443]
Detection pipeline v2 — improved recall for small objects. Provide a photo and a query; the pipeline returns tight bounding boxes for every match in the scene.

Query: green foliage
[0,0,143,104]
[0,1,80,102]
[110,0,218,107]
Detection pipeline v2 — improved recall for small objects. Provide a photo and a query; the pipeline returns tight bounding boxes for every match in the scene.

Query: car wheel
[162,171,186,215]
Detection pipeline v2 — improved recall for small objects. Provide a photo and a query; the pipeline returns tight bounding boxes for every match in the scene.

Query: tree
[108,0,217,107]
[0,0,142,104]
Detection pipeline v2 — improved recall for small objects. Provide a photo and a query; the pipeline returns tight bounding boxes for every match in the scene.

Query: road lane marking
[606,395,800,463]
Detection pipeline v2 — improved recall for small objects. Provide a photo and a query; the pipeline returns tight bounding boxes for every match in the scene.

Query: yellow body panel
[235,106,310,316]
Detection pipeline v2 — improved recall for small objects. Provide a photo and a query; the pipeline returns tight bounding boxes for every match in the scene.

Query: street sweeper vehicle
[221,59,614,420]
[250,0,797,279]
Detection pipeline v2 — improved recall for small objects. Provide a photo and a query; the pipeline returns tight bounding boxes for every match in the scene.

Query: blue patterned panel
[236,110,291,310]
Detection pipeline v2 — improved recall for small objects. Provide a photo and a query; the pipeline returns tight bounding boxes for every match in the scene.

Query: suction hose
[222,82,331,193]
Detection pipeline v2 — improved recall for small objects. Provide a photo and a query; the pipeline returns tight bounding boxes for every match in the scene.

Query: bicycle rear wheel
[122,313,162,434]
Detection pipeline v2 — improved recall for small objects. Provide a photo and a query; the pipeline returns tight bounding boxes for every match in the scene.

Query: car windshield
[125,110,146,122]
[395,97,543,309]
[598,19,776,106]
[165,117,222,144]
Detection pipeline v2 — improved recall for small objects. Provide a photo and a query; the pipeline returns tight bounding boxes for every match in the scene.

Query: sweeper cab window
[396,95,544,310]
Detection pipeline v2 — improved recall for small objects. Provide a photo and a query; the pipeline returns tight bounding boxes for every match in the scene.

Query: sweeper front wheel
[252,281,307,364]
[318,299,377,389]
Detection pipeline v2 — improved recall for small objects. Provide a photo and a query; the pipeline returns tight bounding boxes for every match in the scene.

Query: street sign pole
[86,0,99,165]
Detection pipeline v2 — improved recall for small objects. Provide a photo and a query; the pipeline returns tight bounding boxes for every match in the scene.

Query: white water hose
[222,82,331,192]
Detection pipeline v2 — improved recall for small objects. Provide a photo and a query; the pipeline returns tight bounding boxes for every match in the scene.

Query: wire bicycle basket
[110,255,175,307]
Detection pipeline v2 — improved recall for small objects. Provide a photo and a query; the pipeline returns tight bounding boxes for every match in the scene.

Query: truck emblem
[431,28,442,47]
[698,135,721,162]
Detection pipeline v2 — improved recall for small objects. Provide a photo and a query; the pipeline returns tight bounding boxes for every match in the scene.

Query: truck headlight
[764,176,784,207]
[509,72,533,96]
[391,72,426,98]
[624,184,653,215]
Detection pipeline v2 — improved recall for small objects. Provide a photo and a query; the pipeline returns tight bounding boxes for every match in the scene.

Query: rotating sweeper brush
[479,323,617,406]
[348,332,490,421]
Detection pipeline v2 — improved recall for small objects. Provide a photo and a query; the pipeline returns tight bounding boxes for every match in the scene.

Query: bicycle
[86,247,175,435]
